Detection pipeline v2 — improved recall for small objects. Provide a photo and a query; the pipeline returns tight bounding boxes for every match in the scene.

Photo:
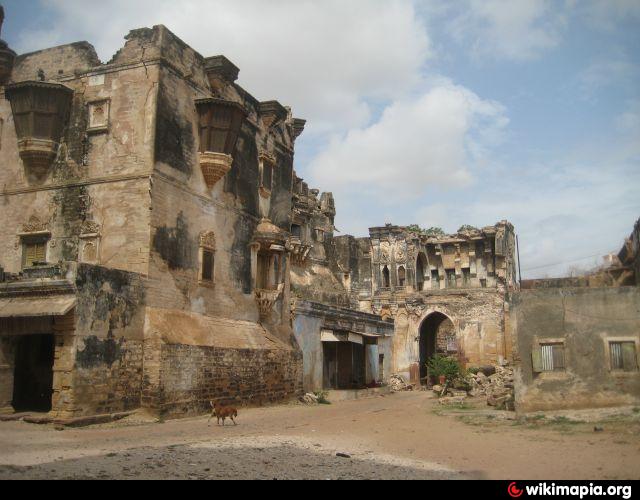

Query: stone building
[512,219,640,412]
[289,177,394,393]
[330,222,518,384]
[0,18,308,420]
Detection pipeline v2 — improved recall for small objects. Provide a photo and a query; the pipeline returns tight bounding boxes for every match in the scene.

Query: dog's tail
[209,401,215,409]
[233,409,238,417]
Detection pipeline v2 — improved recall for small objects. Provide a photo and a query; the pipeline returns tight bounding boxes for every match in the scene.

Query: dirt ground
[0,391,638,480]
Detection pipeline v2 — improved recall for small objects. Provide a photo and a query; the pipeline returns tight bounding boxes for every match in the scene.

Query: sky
[2,0,639,278]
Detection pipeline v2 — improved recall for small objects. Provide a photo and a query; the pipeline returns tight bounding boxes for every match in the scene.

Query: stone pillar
[51,312,78,418]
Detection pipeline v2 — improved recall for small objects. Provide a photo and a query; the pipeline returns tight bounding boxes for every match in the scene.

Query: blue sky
[2,0,639,278]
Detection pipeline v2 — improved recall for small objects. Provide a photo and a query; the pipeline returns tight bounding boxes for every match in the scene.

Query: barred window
[532,343,565,373]
[610,342,638,372]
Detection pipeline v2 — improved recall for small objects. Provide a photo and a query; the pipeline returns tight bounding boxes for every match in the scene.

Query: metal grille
[541,344,565,372]
[610,342,638,371]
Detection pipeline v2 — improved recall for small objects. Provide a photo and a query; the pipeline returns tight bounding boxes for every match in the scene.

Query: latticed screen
[23,241,46,267]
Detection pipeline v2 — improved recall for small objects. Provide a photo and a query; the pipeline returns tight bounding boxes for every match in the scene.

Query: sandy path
[0,391,638,480]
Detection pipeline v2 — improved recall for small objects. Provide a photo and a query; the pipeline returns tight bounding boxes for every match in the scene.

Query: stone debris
[468,365,515,411]
[300,393,319,405]
[389,374,413,392]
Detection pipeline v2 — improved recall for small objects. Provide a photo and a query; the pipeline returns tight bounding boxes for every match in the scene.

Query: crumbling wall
[142,307,302,416]
[72,264,146,416]
[387,290,507,380]
[511,287,640,412]
[12,42,100,82]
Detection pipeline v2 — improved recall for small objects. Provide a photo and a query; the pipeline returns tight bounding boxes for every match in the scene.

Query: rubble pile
[431,365,515,410]
[468,365,515,411]
[299,393,319,405]
[389,374,413,392]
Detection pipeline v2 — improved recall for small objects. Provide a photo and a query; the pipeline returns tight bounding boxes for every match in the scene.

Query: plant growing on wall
[406,225,446,237]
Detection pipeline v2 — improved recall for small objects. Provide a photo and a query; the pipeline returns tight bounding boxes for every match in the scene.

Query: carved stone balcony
[199,151,232,189]
[4,81,73,175]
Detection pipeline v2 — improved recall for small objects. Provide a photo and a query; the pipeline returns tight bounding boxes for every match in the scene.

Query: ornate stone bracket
[199,152,232,190]
[287,237,312,265]
[255,286,283,321]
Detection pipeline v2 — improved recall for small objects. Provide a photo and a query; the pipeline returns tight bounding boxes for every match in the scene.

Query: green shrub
[427,355,462,382]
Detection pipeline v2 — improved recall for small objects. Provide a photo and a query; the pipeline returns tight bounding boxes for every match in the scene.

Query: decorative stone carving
[291,118,306,140]
[22,215,49,234]
[199,230,216,250]
[258,101,287,129]
[396,246,406,262]
[405,301,425,319]
[199,152,232,190]
[255,287,282,321]
[204,55,240,94]
[287,236,312,265]
[80,220,101,236]
[87,99,110,133]
[253,218,287,250]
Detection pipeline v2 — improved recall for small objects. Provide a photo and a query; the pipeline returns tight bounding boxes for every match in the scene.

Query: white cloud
[308,81,508,200]
[445,0,567,61]
[14,0,431,136]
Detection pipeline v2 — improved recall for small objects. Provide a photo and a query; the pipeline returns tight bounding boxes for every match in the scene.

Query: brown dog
[208,401,238,426]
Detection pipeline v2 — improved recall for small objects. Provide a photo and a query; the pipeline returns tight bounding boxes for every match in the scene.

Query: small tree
[427,355,461,382]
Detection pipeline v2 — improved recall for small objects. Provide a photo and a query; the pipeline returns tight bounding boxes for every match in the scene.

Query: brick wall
[158,344,303,417]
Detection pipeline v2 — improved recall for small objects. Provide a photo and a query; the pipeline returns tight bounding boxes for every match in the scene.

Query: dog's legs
[231,416,237,426]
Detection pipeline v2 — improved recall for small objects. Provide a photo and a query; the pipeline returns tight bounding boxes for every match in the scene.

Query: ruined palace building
[0,11,638,423]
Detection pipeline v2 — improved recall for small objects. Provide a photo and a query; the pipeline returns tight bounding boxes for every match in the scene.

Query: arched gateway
[418,312,456,384]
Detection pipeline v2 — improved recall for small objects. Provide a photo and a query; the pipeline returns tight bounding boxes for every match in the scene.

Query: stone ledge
[0,410,136,427]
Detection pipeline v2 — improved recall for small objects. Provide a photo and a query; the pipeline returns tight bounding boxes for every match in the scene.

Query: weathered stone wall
[292,300,394,392]
[159,343,302,417]
[387,289,507,380]
[72,264,146,417]
[511,287,640,412]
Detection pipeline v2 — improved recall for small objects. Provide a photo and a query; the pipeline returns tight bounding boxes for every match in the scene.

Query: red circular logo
[508,482,524,498]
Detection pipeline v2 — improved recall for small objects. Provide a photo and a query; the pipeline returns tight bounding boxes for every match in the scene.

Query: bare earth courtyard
[0,391,638,480]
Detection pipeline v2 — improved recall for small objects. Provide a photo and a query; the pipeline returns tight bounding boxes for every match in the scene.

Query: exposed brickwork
[159,344,303,417]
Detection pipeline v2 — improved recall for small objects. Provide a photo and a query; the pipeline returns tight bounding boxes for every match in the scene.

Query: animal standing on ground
[208,401,238,426]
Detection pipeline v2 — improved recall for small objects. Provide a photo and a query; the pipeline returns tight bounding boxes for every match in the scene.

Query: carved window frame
[79,221,102,265]
[259,152,276,198]
[86,98,111,135]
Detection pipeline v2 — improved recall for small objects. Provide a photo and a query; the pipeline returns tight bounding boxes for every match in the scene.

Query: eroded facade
[0,20,307,419]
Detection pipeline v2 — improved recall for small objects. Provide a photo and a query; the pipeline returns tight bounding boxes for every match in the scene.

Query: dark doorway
[418,313,450,384]
[323,341,366,390]
[12,334,55,412]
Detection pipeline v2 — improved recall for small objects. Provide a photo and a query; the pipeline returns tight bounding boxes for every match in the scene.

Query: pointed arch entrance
[418,312,455,384]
